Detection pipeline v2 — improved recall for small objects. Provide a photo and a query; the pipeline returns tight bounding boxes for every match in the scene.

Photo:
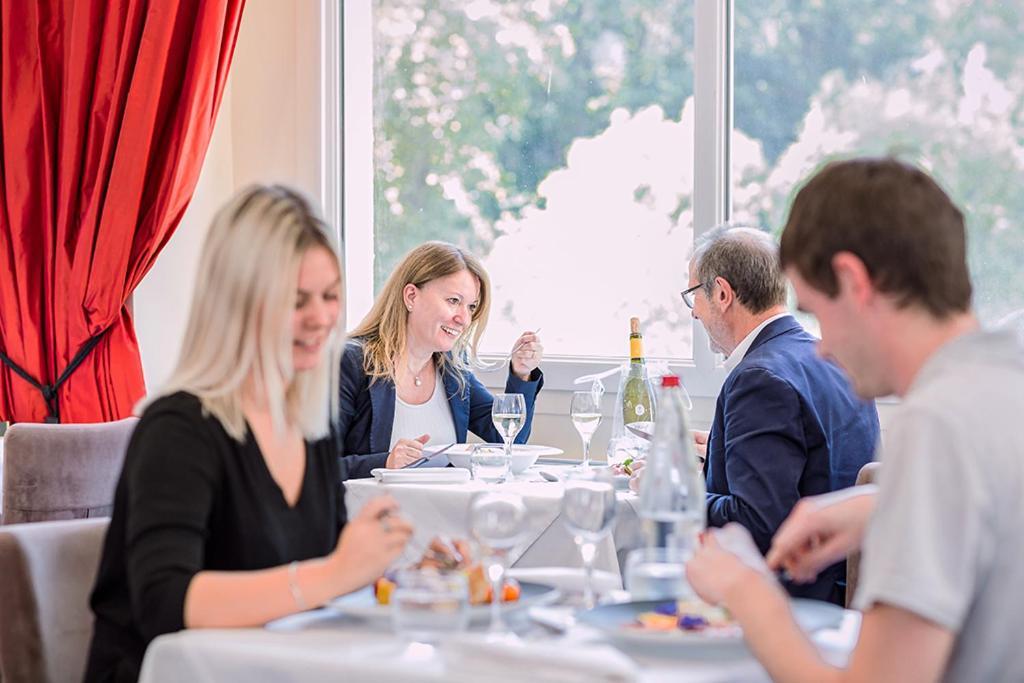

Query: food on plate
[374,536,521,606]
[630,599,740,636]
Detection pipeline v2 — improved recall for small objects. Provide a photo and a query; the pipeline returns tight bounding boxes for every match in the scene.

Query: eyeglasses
[680,282,708,309]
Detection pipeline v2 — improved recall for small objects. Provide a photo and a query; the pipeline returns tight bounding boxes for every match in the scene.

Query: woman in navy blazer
[338,241,543,479]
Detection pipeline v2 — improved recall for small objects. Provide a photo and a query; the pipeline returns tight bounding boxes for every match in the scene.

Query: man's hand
[766,485,878,584]
[686,524,772,605]
[692,429,709,461]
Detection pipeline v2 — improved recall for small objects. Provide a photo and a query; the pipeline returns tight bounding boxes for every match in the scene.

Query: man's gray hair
[691,226,788,314]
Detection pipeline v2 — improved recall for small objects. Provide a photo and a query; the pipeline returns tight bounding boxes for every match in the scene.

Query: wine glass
[570,391,602,469]
[491,393,526,475]
[469,491,527,638]
[561,467,617,609]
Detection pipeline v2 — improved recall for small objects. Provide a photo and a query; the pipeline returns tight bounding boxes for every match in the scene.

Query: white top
[723,312,790,372]
[853,330,1024,682]
[390,368,457,449]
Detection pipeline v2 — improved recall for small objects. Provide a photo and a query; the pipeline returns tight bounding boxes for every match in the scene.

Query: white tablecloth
[138,594,861,683]
[344,465,644,577]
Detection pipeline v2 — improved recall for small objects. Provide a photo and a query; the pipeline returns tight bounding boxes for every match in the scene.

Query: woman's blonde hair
[348,241,491,394]
[144,185,343,442]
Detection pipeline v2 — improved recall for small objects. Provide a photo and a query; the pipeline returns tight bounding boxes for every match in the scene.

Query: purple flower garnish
[653,601,678,616]
[678,614,708,631]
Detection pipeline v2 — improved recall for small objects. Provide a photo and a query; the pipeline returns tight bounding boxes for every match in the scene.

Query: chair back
[0,518,108,682]
[845,461,881,607]
[1,418,137,525]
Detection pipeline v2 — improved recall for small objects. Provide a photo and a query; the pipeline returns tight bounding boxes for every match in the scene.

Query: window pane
[372,0,696,358]
[733,0,1024,332]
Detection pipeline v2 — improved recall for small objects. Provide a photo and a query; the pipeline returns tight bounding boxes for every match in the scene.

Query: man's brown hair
[779,158,972,317]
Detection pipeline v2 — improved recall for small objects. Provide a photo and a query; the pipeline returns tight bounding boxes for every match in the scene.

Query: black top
[83,392,347,683]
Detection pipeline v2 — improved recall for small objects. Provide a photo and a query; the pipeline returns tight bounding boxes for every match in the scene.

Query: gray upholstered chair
[845,460,881,608]
[0,518,108,682]
[1,417,137,525]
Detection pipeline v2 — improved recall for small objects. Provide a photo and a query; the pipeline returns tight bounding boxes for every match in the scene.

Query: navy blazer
[704,316,878,603]
[337,340,544,479]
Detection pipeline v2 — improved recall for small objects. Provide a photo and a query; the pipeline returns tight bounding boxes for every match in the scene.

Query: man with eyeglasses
[684,226,878,604]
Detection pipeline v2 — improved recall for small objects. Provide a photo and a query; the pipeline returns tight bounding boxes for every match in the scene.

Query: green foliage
[370,0,1024,324]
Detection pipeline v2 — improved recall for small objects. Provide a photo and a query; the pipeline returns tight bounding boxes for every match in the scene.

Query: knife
[403,442,456,468]
[625,422,654,441]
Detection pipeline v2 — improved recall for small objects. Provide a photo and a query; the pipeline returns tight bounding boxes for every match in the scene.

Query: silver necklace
[408,359,428,387]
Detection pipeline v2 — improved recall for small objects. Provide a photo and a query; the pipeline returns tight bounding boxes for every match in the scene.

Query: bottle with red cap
[637,374,705,550]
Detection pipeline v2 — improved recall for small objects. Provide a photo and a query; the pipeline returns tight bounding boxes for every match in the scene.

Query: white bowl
[447,444,558,474]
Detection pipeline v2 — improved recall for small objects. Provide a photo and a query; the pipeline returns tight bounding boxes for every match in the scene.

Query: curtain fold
[0,0,245,423]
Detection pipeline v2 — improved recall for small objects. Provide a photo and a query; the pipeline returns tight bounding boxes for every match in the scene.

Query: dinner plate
[327,581,559,625]
[578,598,844,657]
[445,443,565,458]
[370,468,471,485]
[447,443,564,474]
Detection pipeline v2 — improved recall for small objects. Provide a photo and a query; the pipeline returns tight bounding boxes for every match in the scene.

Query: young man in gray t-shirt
[684,158,1024,682]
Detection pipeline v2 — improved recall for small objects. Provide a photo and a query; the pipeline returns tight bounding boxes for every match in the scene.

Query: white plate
[445,443,564,458]
[578,598,844,656]
[370,468,471,485]
[328,581,559,625]
[447,443,564,474]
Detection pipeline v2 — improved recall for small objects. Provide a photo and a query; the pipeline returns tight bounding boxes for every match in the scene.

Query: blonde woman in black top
[84,186,413,682]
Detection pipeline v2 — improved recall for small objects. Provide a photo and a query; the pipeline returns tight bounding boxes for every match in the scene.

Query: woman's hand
[510,330,543,380]
[329,496,413,593]
[386,433,429,468]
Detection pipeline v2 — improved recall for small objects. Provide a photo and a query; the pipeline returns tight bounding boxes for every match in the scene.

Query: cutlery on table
[403,442,456,468]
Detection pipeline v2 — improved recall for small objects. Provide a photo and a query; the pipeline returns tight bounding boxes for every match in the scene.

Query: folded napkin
[441,634,639,683]
[370,468,471,484]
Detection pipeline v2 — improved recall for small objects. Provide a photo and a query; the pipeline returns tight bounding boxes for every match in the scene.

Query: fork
[474,327,542,372]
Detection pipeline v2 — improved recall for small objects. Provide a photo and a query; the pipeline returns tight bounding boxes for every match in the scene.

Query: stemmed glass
[570,391,602,470]
[491,393,526,471]
[561,467,617,609]
[469,491,527,638]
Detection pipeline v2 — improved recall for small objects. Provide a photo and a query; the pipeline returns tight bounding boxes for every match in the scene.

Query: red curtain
[0,0,245,423]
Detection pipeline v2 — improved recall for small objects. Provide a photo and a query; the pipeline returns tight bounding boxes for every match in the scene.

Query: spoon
[475,327,543,372]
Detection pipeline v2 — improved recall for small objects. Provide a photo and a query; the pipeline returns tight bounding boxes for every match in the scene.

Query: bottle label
[629,337,643,360]
[634,404,646,417]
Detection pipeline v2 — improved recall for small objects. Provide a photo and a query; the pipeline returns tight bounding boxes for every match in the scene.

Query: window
[344,1,727,393]
[341,1,1023,395]
[733,0,1024,332]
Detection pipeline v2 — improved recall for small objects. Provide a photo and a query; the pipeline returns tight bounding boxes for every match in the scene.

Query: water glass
[606,435,639,468]
[391,568,470,643]
[624,547,693,601]
[561,468,617,608]
[469,491,527,637]
[570,391,602,470]
[491,393,526,464]
[470,443,510,483]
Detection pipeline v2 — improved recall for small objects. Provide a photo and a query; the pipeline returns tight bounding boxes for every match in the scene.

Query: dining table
[343,462,645,578]
[137,567,861,683]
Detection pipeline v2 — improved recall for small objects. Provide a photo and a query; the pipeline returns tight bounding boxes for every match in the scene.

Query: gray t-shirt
[853,329,1024,682]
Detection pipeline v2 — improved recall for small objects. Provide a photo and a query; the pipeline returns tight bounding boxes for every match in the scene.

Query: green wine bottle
[622,317,656,426]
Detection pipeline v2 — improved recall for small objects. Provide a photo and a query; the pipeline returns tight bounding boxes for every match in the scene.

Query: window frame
[332,0,736,398]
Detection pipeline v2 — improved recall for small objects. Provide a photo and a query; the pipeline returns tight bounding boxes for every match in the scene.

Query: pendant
[413,376,422,387]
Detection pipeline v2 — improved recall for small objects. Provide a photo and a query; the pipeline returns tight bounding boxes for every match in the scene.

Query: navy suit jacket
[705,316,878,602]
[337,340,544,479]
